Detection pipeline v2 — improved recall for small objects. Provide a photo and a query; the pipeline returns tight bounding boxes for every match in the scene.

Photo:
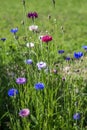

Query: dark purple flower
[33,12,38,18]
[73,113,80,120]
[16,77,26,84]
[1,38,6,42]
[34,83,45,90]
[19,108,30,117]
[27,12,38,19]
[8,88,18,97]
[65,57,70,61]
[58,50,64,54]
[74,52,83,59]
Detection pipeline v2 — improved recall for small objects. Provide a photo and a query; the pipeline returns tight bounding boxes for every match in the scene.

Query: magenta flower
[41,35,52,43]
[19,108,30,117]
[16,77,26,84]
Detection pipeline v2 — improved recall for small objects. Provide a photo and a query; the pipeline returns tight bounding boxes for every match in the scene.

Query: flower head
[10,28,18,34]
[41,35,52,43]
[25,59,33,64]
[37,61,46,70]
[73,113,80,120]
[8,88,18,97]
[1,38,6,42]
[34,82,45,90]
[16,77,26,84]
[29,25,38,32]
[65,57,70,61]
[27,12,38,19]
[74,52,83,59]
[19,108,30,117]
[58,50,64,54]
[82,46,87,50]
[26,42,34,48]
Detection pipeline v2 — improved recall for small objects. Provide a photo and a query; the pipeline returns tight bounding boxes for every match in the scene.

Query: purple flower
[1,38,6,42]
[16,77,26,84]
[74,52,83,59]
[34,83,45,90]
[19,108,30,117]
[8,88,18,97]
[37,61,46,70]
[65,57,70,61]
[10,28,18,34]
[73,113,80,120]
[25,59,33,64]
[27,12,38,19]
[82,46,87,50]
[58,50,64,54]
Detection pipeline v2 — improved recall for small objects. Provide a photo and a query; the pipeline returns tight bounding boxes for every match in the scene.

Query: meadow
[0,0,87,130]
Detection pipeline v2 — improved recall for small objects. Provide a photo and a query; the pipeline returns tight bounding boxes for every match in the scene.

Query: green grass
[0,0,87,130]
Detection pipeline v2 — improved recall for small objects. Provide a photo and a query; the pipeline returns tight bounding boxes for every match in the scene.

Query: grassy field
[0,0,87,130]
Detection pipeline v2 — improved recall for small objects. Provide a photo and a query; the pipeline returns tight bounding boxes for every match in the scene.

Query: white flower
[38,35,43,41]
[26,42,34,48]
[29,25,38,31]
[37,61,46,70]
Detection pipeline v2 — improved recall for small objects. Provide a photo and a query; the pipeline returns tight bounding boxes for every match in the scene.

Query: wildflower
[62,77,66,81]
[10,28,18,34]
[73,113,80,120]
[27,12,38,19]
[8,88,18,97]
[65,57,70,61]
[25,59,33,64]
[29,25,38,32]
[37,61,46,70]
[1,38,6,42]
[41,35,52,43]
[19,108,30,117]
[34,82,45,90]
[74,52,83,59]
[26,42,34,48]
[58,50,64,54]
[51,69,57,74]
[82,46,87,50]
[38,35,44,41]
[16,77,26,84]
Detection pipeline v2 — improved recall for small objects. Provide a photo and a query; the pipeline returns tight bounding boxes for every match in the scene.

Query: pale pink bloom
[19,108,30,117]
[37,61,46,70]
[29,25,38,31]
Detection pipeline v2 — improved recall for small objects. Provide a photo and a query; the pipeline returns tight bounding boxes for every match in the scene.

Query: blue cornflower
[65,57,70,61]
[74,52,83,59]
[8,88,18,97]
[58,50,64,54]
[34,83,45,90]
[1,38,6,42]
[73,113,80,120]
[82,46,87,50]
[10,28,18,34]
[25,59,33,64]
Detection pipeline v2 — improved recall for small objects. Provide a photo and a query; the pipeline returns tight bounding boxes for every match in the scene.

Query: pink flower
[41,35,52,43]
[19,108,30,117]
[29,25,38,32]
